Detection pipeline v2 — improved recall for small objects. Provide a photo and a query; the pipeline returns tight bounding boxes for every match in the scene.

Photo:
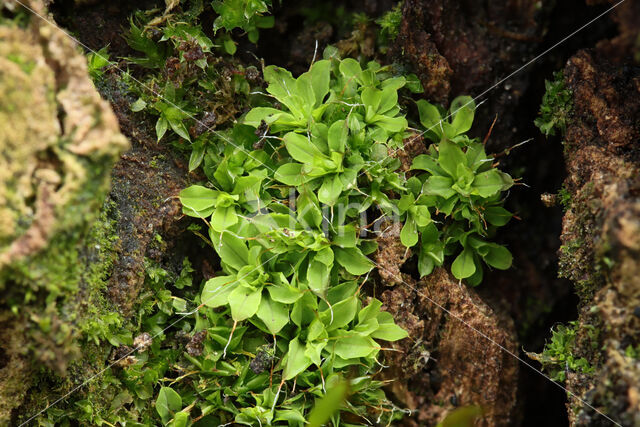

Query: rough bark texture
[394,0,545,152]
[372,208,519,425]
[379,267,519,427]
[557,45,640,426]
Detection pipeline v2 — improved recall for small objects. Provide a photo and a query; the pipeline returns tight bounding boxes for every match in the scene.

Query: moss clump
[558,185,572,212]
[534,71,573,137]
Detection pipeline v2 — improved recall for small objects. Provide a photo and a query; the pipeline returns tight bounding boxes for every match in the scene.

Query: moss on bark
[0,1,128,422]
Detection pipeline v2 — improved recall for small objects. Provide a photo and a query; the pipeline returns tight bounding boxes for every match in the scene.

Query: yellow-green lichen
[0,2,128,268]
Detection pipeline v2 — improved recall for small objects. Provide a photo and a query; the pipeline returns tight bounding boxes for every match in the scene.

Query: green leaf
[275,409,307,423]
[417,99,442,133]
[210,230,249,272]
[411,154,446,175]
[264,65,300,114]
[284,336,312,380]
[131,98,147,112]
[156,116,169,141]
[339,58,362,80]
[361,87,382,117]
[171,412,189,427]
[211,205,238,232]
[334,334,377,359]
[307,258,330,296]
[467,260,484,287]
[284,132,322,163]
[223,37,237,55]
[372,312,408,341]
[168,115,191,141]
[334,247,373,275]
[333,225,357,248]
[297,190,323,228]
[328,120,347,152]
[274,163,305,186]
[305,341,327,366]
[179,185,218,217]
[465,142,488,171]
[372,114,407,132]
[437,405,483,427]
[315,247,334,265]
[472,169,504,197]
[309,60,331,105]
[405,73,424,93]
[423,176,455,199]
[295,72,316,112]
[307,378,349,427]
[244,106,288,128]
[156,387,182,423]
[358,299,382,323]
[400,218,418,247]
[267,284,303,304]
[413,205,431,227]
[378,87,398,114]
[318,174,343,206]
[438,139,466,178]
[308,318,328,342]
[228,285,262,321]
[323,295,358,331]
[380,76,406,91]
[256,295,289,334]
[449,95,475,135]
[291,292,318,327]
[326,281,358,306]
[418,251,435,278]
[483,245,512,270]
[189,139,205,171]
[484,206,512,226]
[451,248,476,279]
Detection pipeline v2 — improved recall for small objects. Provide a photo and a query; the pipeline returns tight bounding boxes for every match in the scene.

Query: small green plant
[625,344,640,360]
[212,0,274,54]
[376,1,403,45]
[86,46,111,80]
[558,185,572,211]
[411,97,514,283]
[531,321,595,382]
[126,0,273,59]
[535,71,573,137]
[168,50,515,424]
[121,5,265,147]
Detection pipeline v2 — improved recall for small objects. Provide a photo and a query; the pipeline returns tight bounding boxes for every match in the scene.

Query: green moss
[558,185,572,211]
[376,1,403,45]
[535,71,573,137]
[557,181,606,301]
[532,320,597,382]
[624,344,640,360]
[0,15,128,422]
